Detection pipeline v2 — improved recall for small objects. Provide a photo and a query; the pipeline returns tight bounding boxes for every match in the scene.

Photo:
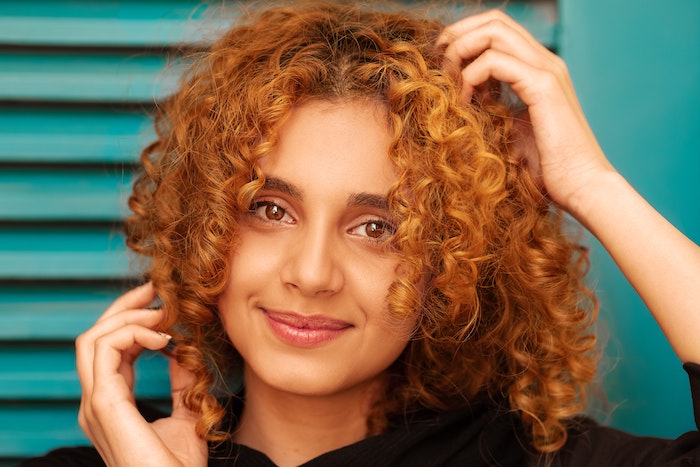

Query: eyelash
[248,201,294,224]
[247,200,395,242]
[350,220,396,242]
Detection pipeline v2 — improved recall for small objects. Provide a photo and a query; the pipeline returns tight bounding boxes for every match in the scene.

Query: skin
[75,9,700,467]
[219,99,416,466]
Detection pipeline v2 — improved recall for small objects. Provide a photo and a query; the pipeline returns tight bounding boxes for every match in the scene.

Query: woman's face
[218,99,416,398]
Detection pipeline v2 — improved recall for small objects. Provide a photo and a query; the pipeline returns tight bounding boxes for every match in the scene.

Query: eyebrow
[261,177,304,200]
[261,176,389,211]
[346,192,390,211]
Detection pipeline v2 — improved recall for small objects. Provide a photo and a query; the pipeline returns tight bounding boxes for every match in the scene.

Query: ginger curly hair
[126,1,598,454]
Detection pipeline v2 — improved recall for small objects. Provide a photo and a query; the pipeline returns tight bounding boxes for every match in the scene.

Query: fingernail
[157,331,172,340]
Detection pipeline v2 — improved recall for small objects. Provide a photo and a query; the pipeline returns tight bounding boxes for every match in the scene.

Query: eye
[365,221,389,239]
[249,201,294,224]
[263,203,285,221]
[351,220,395,241]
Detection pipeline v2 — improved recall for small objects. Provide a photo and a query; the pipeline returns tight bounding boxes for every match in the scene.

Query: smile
[262,309,353,347]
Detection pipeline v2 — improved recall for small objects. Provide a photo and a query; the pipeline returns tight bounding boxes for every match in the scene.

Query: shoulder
[549,417,700,466]
[540,362,700,466]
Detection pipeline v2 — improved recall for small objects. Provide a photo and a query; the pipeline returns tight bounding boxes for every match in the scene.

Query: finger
[80,326,170,458]
[76,307,165,395]
[442,17,553,76]
[78,399,98,446]
[460,48,567,107]
[98,282,158,323]
[438,9,541,49]
[86,307,165,342]
[91,325,171,396]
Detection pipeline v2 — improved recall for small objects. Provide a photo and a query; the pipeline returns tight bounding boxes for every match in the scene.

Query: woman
[25,2,700,466]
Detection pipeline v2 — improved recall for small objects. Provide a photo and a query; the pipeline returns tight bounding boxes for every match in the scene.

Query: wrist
[562,169,629,232]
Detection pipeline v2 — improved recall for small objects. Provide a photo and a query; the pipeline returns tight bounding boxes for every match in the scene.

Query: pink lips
[263,309,352,347]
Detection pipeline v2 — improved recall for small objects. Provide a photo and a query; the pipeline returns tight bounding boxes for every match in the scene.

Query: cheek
[225,231,284,292]
[351,258,417,332]
[347,254,396,296]
[217,236,272,326]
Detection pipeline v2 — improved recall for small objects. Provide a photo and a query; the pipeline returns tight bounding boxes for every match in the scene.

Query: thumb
[150,358,208,466]
[169,357,198,420]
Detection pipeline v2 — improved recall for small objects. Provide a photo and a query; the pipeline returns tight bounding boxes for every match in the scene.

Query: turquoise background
[560,0,700,435]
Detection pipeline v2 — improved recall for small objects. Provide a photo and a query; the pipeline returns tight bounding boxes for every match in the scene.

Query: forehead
[259,99,397,197]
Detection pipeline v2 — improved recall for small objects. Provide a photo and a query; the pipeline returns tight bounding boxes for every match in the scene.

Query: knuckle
[74,331,89,348]
[77,408,88,430]
[476,48,498,65]
[92,333,108,350]
[486,9,513,27]
[550,54,568,74]
[486,9,508,20]
[540,69,560,86]
[92,332,122,355]
[485,17,507,34]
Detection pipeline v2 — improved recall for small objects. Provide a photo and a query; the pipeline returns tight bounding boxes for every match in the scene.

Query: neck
[234,368,385,467]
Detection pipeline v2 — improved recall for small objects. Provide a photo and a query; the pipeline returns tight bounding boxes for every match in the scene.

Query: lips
[262,309,352,347]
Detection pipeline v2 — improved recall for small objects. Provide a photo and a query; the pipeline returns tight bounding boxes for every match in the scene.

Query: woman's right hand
[76,283,207,466]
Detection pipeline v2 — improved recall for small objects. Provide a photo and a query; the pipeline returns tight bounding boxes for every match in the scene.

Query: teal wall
[560,0,700,435]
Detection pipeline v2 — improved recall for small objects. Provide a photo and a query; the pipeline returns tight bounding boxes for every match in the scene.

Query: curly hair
[126,1,598,454]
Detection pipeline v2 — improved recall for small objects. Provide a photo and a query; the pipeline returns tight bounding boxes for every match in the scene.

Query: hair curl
[126,1,598,454]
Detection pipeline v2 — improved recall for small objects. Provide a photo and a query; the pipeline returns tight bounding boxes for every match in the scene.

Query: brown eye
[248,201,292,224]
[365,222,387,239]
[265,204,285,221]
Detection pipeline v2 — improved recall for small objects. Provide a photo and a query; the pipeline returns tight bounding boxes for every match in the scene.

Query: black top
[19,363,700,466]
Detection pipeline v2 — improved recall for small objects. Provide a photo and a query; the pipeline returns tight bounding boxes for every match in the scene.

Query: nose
[280,224,344,297]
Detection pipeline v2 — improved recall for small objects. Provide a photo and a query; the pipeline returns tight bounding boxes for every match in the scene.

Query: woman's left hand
[438,9,615,215]
[438,10,700,364]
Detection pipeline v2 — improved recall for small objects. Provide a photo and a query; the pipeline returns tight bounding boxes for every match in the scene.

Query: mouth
[262,309,353,347]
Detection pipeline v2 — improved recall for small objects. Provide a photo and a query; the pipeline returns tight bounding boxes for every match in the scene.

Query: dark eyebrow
[261,176,388,211]
[346,192,390,211]
[261,177,304,200]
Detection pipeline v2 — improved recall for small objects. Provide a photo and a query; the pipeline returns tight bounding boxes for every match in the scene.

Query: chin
[248,357,387,400]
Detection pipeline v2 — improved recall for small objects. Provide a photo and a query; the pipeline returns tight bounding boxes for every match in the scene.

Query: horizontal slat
[0,0,230,47]
[0,403,87,458]
[0,169,133,220]
[0,346,170,400]
[0,52,180,102]
[0,2,556,48]
[0,285,122,340]
[0,4,555,104]
[0,400,171,458]
[0,228,136,279]
[0,108,152,163]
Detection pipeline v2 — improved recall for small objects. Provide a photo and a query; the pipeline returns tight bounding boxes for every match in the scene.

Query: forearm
[570,170,700,362]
